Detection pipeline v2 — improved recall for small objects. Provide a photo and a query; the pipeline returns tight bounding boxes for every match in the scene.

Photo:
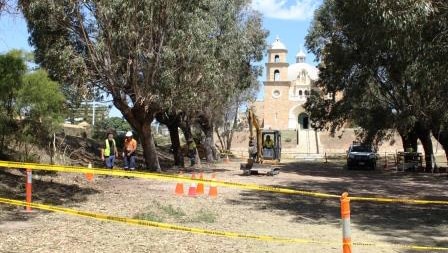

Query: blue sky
[0,0,322,117]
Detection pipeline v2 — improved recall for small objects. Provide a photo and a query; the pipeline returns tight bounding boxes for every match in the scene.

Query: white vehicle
[347,144,377,170]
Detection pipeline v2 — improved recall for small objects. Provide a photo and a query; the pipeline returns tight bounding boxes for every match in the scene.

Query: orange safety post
[340,192,352,253]
[25,169,32,212]
[208,173,218,198]
[196,172,204,195]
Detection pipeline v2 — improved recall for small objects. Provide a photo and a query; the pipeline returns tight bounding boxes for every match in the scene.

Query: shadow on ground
[228,161,448,253]
[0,169,99,224]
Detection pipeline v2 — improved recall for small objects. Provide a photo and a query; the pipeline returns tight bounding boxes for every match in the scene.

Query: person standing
[123,131,137,171]
[101,132,118,169]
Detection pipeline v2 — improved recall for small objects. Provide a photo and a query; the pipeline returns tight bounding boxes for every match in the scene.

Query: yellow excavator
[240,108,281,176]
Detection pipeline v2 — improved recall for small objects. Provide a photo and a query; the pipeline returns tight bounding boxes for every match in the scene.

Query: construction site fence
[1,160,448,252]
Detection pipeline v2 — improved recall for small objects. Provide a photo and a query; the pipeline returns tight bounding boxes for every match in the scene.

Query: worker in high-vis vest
[123,131,137,170]
[101,132,118,169]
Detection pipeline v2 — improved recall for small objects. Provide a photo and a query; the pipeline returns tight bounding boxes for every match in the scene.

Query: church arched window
[274,70,280,81]
[274,55,280,63]
[305,90,310,96]
[299,90,303,96]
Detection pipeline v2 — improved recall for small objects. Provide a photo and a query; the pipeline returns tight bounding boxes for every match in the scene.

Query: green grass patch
[134,211,164,222]
[135,202,216,224]
[190,208,217,223]
[157,202,187,218]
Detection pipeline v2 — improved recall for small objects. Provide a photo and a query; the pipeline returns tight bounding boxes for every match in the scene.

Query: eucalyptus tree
[155,1,267,163]
[190,3,266,162]
[0,50,65,160]
[305,0,447,168]
[19,0,266,169]
[0,50,26,152]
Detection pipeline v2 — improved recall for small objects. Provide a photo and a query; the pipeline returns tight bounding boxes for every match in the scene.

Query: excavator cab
[261,130,281,162]
[241,108,281,176]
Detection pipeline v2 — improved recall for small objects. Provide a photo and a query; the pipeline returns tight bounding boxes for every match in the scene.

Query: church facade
[252,36,321,154]
[254,36,320,131]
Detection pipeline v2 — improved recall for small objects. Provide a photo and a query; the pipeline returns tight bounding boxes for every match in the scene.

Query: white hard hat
[125,131,133,137]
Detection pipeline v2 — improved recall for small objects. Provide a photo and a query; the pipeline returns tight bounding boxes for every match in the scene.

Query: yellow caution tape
[1,160,448,205]
[349,196,448,205]
[352,241,448,251]
[1,197,448,251]
[0,197,331,245]
[0,161,339,199]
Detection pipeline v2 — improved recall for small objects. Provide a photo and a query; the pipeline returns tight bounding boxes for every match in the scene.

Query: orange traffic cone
[224,154,230,163]
[208,173,218,198]
[188,172,197,197]
[175,171,184,196]
[188,183,197,197]
[85,162,94,182]
[196,172,204,195]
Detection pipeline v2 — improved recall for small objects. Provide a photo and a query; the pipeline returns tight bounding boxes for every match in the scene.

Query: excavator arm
[248,108,263,163]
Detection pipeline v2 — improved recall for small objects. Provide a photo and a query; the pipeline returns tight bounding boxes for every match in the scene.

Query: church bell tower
[263,36,290,129]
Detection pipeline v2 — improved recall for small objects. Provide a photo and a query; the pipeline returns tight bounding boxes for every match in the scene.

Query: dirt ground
[0,160,447,253]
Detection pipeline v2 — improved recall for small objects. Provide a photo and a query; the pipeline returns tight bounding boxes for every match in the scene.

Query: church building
[254,37,319,153]
[253,36,320,153]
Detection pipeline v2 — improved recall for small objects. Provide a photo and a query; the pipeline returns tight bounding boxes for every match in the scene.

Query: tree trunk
[200,123,219,162]
[115,98,161,171]
[215,127,225,151]
[179,119,192,141]
[400,129,418,151]
[203,126,215,162]
[0,128,5,154]
[167,124,184,167]
[415,122,433,171]
[140,121,161,172]
[431,125,448,164]
[226,105,239,151]
[155,111,185,167]
[197,111,219,162]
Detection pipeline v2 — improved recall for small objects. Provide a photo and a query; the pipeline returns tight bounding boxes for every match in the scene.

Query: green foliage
[305,0,448,147]
[0,50,26,116]
[157,203,187,218]
[0,50,66,160]
[96,117,131,133]
[19,69,65,124]
[19,0,267,168]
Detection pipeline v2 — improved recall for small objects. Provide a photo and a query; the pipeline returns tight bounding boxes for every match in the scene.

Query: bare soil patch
[1,160,447,253]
